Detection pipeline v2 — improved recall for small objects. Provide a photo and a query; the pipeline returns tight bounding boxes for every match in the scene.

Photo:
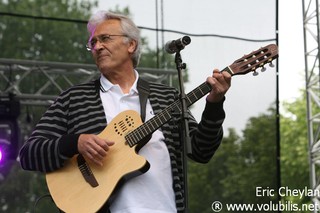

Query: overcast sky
[94,0,305,134]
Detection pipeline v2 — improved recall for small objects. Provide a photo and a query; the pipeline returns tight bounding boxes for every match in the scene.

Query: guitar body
[46,110,150,213]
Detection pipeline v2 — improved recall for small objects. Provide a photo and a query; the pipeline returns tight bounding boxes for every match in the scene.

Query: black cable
[0,11,87,24]
[0,11,276,43]
[32,194,62,213]
[139,26,276,42]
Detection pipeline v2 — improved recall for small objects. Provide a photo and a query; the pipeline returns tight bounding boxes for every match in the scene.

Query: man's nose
[93,40,104,51]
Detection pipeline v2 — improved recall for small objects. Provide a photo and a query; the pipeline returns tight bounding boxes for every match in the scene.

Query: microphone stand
[174,51,192,213]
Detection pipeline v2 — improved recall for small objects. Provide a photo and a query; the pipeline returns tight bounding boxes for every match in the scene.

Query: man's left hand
[206,69,231,103]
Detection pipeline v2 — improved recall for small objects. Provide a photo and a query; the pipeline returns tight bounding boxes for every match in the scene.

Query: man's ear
[128,39,137,54]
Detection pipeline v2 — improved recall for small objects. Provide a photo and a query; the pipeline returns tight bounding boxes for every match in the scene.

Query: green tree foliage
[188,128,241,212]
[281,93,309,189]
[0,0,97,62]
[280,91,310,210]
[0,0,98,106]
[188,90,313,212]
[189,106,279,212]
[223,107,278,206]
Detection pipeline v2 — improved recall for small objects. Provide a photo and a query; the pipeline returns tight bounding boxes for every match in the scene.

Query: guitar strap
[137,78,150,122]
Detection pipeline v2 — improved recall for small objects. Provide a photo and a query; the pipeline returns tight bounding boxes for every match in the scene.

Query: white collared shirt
[99,71,176,213]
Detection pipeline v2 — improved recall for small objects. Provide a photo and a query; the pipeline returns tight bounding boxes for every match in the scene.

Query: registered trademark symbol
[211,201,223,212]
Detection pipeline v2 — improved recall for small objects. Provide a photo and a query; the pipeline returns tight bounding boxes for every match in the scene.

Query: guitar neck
[125,67,233,147]
[125,82,209,147]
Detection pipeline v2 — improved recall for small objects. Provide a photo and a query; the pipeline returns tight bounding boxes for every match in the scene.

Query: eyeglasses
[86,34,128,51]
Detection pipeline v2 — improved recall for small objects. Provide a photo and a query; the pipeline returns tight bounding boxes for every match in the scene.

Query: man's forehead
[90,19,120,36]
[96,19,120,31]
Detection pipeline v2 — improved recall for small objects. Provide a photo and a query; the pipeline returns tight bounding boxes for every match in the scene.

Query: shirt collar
[100,70,139,94]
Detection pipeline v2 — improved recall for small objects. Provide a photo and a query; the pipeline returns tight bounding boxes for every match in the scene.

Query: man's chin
[97,63,113,73]
[96,59,109,69]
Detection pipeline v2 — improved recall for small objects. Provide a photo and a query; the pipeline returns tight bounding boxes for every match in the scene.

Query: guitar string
[125,82,212,147]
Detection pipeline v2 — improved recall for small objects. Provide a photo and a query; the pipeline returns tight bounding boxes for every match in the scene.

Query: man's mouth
[97,54,110,61]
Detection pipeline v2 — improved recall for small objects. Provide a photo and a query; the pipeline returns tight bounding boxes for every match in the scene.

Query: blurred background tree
[188,91,310,212]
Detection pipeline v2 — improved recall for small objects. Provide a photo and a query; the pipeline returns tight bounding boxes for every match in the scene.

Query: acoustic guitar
[46,44,279,213]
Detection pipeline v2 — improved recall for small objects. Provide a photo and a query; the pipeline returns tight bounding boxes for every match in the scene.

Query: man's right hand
[77,134,115,166]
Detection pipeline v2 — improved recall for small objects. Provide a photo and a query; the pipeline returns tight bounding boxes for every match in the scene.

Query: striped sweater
[19,78,225,212]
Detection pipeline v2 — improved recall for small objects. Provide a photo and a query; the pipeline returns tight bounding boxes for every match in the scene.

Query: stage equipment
[0,94,20,177]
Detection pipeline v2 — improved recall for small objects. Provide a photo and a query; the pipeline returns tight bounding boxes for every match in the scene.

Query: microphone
[165,36,191,54]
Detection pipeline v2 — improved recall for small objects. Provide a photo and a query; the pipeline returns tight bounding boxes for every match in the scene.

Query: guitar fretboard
[125,81,212,147]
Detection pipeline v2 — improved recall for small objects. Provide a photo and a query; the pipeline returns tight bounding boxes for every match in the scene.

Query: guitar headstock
[227,44,278,76]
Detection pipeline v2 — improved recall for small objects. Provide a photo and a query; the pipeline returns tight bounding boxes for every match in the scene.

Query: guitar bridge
[77,154,99,187]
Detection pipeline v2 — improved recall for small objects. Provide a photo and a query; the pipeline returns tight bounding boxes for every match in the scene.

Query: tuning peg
[269,62,275,68]
[261,66,266,72]
[253,71,259,76]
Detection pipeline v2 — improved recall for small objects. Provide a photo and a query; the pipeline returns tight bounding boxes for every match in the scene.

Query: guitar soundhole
[114,115,135,136]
